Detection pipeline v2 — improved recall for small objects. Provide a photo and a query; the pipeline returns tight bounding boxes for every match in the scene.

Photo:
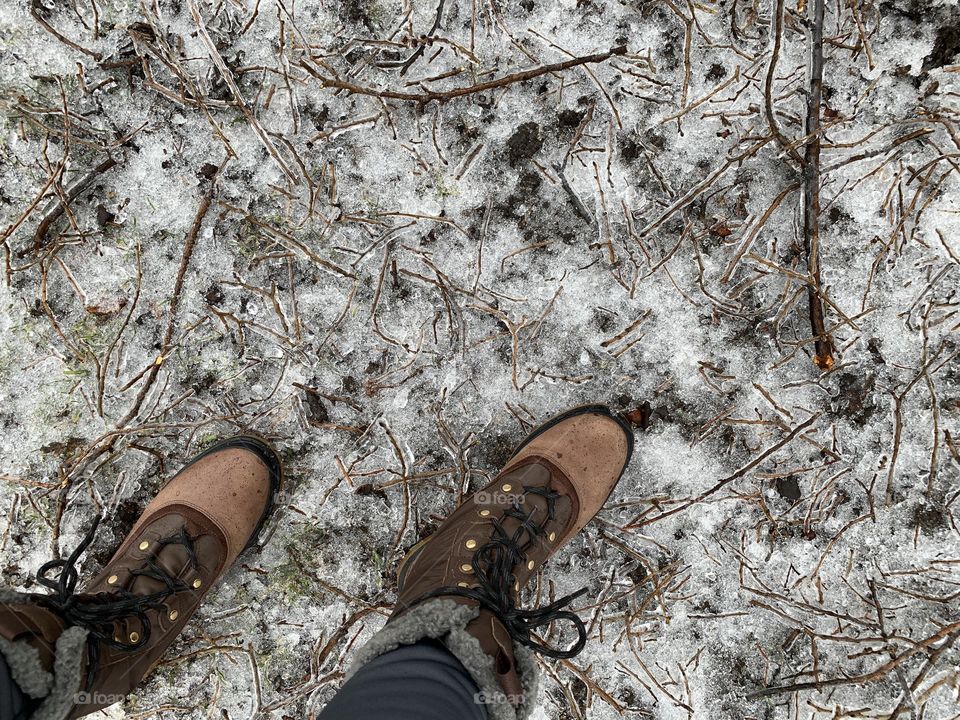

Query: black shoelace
[35,516,200,689]
[414,484,589,659]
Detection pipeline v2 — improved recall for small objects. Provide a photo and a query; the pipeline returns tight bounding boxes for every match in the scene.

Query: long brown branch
[105,163,223,459]
[748,621,960,699]
[803,0,835,370]
[18,156,118,259]
[639,412,821,527]
[299,46,627,104]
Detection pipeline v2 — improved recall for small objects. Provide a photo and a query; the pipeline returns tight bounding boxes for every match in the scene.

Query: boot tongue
[130,543,190,596]
[494,460,574,561]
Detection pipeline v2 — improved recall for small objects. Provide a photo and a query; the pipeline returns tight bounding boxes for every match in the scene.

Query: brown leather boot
[349,405,633,720]
[0,436,281,720]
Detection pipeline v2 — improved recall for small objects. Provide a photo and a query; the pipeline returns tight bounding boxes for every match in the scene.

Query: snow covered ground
[1,0,958,718]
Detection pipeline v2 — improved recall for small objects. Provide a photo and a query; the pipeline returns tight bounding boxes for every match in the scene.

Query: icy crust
[1,0,959,719]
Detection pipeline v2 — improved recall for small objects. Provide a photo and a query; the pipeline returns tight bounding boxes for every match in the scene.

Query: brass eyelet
[501,483,512,492]
[107,574,118,585]
[527,560,535,570]
[457,581,470,588]
[478,509,491,517]
[548,531,556,542]
[460,563,473,573]
[138,540,150,551]
[192,578,202,589]
[169,610,179,621]
[129,631,140,643]
[465,539,477,549]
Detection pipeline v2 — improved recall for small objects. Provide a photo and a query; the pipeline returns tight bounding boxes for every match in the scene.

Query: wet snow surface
[1,0,959,718]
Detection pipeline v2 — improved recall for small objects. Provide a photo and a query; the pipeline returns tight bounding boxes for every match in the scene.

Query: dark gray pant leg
[0,654,33,720]
[318,639,488,720]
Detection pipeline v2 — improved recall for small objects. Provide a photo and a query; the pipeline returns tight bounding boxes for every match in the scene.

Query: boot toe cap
[141,437,280,559]
[508,408,633,514]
